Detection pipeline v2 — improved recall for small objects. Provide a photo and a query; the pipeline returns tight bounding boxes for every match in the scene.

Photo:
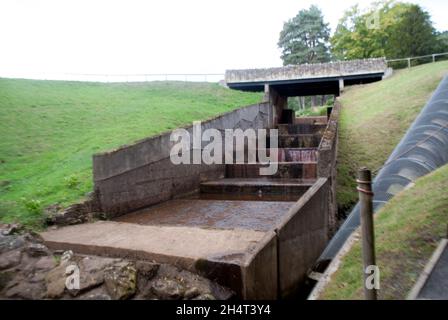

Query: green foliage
[331,1,442,60]
[278,5,331,65]
[435,31,448,53]
[0,79,261,227]
[387,4,438,58]
[64,174,80,189]
[295,106,327,117]
[21,198,42,215]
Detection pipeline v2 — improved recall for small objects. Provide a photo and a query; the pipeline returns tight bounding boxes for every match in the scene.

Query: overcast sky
[0,0,447,79]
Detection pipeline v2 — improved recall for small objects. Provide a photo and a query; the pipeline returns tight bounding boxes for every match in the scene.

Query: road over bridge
[225,58,389,96]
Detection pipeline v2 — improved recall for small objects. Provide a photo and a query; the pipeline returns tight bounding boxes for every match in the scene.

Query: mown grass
[320,163,448,299]
[336,60,448,213]
[0,79,262,228]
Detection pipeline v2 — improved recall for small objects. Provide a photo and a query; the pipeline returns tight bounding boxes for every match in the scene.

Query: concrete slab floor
[41,221,266,268]
[114,199,295,231]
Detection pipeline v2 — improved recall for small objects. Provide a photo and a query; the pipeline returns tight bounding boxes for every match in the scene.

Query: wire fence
[2,52,448,83]
[0,72,225,83]
[386,52,448,69]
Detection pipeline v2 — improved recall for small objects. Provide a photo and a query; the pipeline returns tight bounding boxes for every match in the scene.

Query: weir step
[294,116,327,125]
[225,162,317,179]
[272,134,322,148]
[230,148,318,163]
[277,123,327,135]
[200,178,315,201]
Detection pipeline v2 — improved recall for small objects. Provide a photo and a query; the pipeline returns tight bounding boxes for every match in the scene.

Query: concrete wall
[274,178,330,298]
[194,231,278,300]
[226,58,387,84]
[93,101,273,217]
[317,101,341,235]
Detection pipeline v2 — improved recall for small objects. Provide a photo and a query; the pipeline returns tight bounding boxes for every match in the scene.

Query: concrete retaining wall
[275,178,330,298]
[93,101,273,217]
[317,101,341,235]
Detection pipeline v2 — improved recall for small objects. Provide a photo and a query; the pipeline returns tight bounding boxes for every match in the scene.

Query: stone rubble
[0,223,233,300]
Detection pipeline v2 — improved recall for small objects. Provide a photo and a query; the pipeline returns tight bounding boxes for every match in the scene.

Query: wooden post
[357,168,378,300]
[407,58,411,69]
[432,54,436,63]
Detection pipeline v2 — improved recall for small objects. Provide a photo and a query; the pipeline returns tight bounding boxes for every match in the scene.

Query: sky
[0,0,447,80]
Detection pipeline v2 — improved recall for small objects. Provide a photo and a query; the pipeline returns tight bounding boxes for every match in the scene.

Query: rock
[76,286,111,300]
[73,256,117,295]
[45,264,69,299]
[104,262,137,300]
[0,250,22,270]
[193,293,216,300]
[184,286,200,299]
[82,293,112,300]
[0,271,14,291]
[136,261,159,279]
[0,235,26,254]
[34,256,57,271]
[25,243,50,257]
[151,279,185,300]
[46,203,90,226]
[1,223,22,236]
[5,281,46,299]
[60,250,74,264]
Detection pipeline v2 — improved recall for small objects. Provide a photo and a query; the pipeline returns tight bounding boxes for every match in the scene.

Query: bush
[21,198,42,215]
[64,174,80,189]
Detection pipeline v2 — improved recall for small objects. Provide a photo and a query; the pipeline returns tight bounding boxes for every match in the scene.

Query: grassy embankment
[0,79,262,228]
[320,163,448,299]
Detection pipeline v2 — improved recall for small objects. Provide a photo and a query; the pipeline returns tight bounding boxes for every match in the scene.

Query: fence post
[432,54,436,63]
[357,168,378,300]
[407,58,411,69]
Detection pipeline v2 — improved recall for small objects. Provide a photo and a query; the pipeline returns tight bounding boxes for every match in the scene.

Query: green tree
[278,5,331,65]
[434,31,448,53]
[386,4,438,58]
[331,1,440,60]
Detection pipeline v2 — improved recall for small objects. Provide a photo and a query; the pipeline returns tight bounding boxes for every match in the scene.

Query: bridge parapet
[225,58,388,84]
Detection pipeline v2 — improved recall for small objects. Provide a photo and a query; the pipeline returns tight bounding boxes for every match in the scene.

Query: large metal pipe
[316,76,448,266]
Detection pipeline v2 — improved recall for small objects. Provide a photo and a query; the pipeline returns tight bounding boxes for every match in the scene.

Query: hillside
[319,163,448,299]
[0,79,262,227]
[336,60,448,214]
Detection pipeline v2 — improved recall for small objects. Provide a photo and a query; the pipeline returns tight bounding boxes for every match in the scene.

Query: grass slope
[0,79,261,227]
[337,61,448,213]
[320,163,448,299]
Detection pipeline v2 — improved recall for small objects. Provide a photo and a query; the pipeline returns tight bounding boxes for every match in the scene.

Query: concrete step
[225,162,317,179]
[272,134,322,148]
[294,116,328,125]
[229,148,318,163]
[277,123,327,135]
[40,220,277,299]
[114,198,295,231]
[200,178,315,201]
[268,148,318,162]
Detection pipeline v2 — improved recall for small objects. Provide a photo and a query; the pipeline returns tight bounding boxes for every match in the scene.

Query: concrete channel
[41,86,341,299]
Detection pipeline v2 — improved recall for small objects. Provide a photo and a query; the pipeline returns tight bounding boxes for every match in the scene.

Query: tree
[278,5,331,65]
[386,4,438,58]
[331,1,440,60]
[434,31,448,54]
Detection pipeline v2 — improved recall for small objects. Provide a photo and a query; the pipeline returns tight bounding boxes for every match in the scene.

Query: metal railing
[386,52,448,69]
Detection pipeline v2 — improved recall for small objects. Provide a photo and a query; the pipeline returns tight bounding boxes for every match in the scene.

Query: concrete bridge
[225,58,388,96]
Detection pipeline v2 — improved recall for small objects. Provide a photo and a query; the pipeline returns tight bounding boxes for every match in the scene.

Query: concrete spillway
[41,80,343,299]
